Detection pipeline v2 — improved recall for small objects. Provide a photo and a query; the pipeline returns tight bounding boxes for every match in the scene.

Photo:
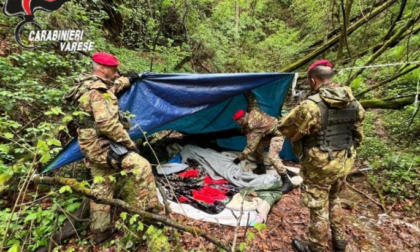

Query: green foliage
[371,151,420,199]
[1,0,420,250]
[254,223,267,234]
[0,195,83,251]
[358,137,391,165]
[360,109,420,202]
[59,185,73,194]
[114,213,170,251]
[382,107,420,148]
[93,176,106,184]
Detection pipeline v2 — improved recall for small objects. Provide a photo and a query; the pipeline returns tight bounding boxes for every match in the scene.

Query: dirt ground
[175,174,420,252]
[58,169,420,252]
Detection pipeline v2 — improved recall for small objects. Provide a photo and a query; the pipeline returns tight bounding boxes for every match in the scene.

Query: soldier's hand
[127,72,139,84]
[233,158,241,165]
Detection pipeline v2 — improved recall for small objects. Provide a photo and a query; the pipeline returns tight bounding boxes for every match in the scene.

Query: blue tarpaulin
[43,72,297,173]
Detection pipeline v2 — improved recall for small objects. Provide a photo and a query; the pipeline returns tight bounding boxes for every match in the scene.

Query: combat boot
[93,228,116,244]
[253,163,266,175]
[332,239,347,252]
[280,173,294,194]
[291,239,312,252]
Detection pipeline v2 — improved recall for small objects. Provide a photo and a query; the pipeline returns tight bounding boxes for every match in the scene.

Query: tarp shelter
[43,72,297,173]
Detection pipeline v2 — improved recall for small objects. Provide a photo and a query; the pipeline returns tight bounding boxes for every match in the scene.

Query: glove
[233,158,241,165]
[127,72,139,84]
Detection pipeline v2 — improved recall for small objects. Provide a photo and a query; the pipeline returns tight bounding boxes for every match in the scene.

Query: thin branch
[0,135,35,155]
[337,0,353,61]
[33,176,233,251]
[56,204,81,240]
[383,0,408,40]
[231,193,246,252]
[345,181,385,211]
[342,24,420,65]
[1,156,37,250]
[355,63,420,97]
[57,208,90,222]
[407,103,420,130]
[134,124,173,215]
[48,210,59,252]
[279,0,398,72]
[243,212,250,240]
[345,12,420,85]
[309,0,396,48]
[15,114,43,134]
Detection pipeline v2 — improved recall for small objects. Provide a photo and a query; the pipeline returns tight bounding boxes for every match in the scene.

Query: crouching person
[232,92,294,194]
[65,52,159,244]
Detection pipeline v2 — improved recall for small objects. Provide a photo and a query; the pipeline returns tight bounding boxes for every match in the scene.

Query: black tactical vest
[302,94,359,160]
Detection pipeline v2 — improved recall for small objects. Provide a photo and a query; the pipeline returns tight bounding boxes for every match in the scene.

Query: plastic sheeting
[157,189,262,227]
[43,72,296,172]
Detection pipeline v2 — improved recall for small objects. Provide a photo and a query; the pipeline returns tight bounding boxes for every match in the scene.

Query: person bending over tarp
[64,52,160,244]
[232,92,294,194]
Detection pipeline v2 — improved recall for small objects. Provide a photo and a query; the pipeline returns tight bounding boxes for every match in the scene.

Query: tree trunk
[355,63,420,97]
[345,13,420,85]
[309,0,396,48]
[360,96,415,109]
[342,25,420,65]
[279,0,398,73]
[337,0,353,61]
[33,176,232,252]
[383,0,407,41]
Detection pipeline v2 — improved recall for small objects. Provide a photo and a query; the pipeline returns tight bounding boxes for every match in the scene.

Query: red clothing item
[178,169,199,178]
[192,186,227,204]
[178,196,189,202]
[203,175,228,185]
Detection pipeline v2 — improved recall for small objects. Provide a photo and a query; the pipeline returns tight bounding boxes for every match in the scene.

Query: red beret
[308,59,333,73]
[233,110,246,121]
[92,52,120,67]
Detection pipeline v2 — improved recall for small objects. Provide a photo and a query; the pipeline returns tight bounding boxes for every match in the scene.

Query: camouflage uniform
[238,92,286,174]
[268,136,286,174]
[278,83,365,252]
[66,74,158,234]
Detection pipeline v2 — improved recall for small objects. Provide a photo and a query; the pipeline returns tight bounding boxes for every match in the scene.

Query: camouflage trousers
[267,136,286,174]
[89,151,159,233]
[78,133,159,233]
[301,179,346,252]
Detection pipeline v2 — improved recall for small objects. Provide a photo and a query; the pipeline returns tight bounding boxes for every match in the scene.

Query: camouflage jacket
[66,73,135,149]
[238,92,280,160]
[278,83,365,183]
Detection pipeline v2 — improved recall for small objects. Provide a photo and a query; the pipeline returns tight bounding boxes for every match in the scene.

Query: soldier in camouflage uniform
[278,60,365,252]
[233,92,294,194]
[65,52,159,244]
